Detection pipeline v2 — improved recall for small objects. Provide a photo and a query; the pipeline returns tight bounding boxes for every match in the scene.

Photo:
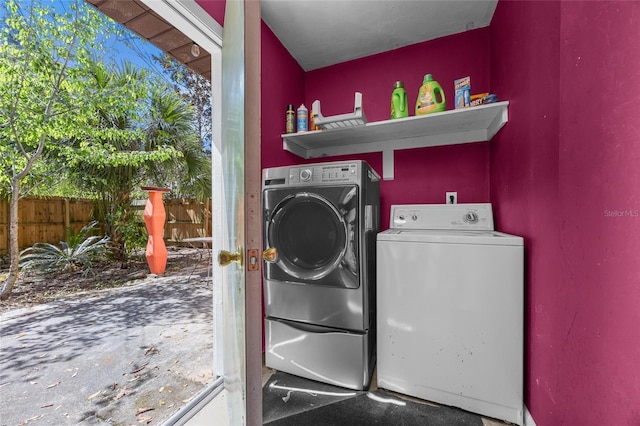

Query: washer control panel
[391,204,494,230]
[289,162,358,184]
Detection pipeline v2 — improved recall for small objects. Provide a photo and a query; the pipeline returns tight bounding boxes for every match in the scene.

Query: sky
[99,21,172,81]
[79,0,173,83]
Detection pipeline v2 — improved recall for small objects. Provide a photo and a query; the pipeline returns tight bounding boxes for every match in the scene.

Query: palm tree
[62,61,209,261]
[145,87,212,201]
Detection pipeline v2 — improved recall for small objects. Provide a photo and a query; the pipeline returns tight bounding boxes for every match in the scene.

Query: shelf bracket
[382,149,394,180]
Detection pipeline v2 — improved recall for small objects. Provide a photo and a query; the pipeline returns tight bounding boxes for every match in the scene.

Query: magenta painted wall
[195,0,306,171]
[489,1,563,421]
[260,22,306,169]
[196,0,225,25]
[262,29,493,230]
[196,1,491,232]
[195,1,640,424]
[492,1,640,425]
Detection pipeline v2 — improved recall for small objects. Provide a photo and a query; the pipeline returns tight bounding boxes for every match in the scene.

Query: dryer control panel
[390,204,494,230]
[263,160,380,189]
[289,162,358,184]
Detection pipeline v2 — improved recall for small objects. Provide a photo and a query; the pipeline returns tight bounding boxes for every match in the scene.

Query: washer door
[264,186,359,287]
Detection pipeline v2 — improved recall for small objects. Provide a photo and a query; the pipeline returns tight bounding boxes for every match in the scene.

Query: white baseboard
[524,405,537,426]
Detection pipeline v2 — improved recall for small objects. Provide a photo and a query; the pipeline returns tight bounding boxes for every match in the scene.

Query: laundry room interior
[192,1,639,425]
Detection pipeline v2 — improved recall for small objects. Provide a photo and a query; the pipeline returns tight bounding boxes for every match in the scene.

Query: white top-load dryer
[376,204,524,425]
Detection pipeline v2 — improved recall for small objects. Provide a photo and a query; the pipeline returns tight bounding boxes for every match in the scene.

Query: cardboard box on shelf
[454,76,471,109]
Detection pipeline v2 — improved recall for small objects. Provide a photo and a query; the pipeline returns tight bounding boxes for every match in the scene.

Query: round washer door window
[268,192,347,281]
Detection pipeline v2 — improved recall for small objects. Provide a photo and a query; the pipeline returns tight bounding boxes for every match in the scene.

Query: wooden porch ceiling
[85,0,211,80]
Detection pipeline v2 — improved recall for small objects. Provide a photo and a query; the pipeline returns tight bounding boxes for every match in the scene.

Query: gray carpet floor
[263,371,484,426]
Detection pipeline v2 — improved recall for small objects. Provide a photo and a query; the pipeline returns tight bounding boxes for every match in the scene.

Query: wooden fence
[0,197,212,255]
[134,198,212,242]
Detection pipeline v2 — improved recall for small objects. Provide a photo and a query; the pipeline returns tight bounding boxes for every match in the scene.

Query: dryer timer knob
[463,211,479,224]
[300,169,312,181]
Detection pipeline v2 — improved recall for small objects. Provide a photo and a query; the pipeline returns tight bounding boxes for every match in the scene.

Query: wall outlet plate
[446,192,458,204]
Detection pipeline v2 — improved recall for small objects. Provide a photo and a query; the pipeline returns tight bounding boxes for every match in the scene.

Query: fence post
[63,198,70,231]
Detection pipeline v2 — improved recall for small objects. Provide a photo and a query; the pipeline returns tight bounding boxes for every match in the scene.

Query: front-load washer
[377,204,524,425]
[262,160,379,390]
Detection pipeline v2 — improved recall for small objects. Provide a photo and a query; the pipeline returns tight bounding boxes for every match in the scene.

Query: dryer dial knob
[463,211,479,224]
[300,169,312,181]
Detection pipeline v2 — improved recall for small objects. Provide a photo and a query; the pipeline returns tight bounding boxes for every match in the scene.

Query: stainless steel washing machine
[262,160,379,390]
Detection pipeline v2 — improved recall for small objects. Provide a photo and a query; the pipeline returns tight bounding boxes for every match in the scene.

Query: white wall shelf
[282,101,509,180]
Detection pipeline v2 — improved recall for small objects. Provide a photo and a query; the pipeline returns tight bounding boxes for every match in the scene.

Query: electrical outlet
[446,192,457,204]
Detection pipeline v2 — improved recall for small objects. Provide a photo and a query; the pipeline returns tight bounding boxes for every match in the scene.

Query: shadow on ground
[0,251,214,425]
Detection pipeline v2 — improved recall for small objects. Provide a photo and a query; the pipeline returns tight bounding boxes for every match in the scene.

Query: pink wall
[492,1,640,425]
[558,1,640,423]
[196,0,225,25]
[260,22,306,169]
[195,0,305,175]
[197,1,491,231]
[489,1,563,422]
[195,0,307,173]
[198,2,640,424]
[262,29,493,230]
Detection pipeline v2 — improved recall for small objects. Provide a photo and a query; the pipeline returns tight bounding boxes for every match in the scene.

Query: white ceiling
[261,0,498,71]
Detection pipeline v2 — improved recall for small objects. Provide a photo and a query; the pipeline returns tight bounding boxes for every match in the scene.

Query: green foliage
[0,1,188,198]
[20,221,110,276]
[28,176,97,199]
[144,87,211,201]
[0,0,123,198]
[53,63,196,259]
[152,53,212,200]
[109,208,147,261]
[154,53,212,151]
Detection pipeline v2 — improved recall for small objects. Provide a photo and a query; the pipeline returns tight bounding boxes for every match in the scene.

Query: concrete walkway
[0,269,214,426]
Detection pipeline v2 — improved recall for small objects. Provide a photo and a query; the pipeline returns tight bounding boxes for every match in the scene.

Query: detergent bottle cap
[423,74,434,83]
[393,81,404,89]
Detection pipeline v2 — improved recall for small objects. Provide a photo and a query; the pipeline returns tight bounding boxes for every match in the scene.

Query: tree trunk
[0,179,21,300]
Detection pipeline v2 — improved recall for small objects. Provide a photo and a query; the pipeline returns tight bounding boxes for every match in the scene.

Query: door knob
[218,247,243,267]
[262,247,278,263]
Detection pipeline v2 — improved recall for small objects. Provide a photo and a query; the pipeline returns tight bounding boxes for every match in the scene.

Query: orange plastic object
[141,187,170,274]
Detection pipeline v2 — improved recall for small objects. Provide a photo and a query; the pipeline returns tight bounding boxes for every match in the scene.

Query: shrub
[20,221,110,276]
[116,214,148,261]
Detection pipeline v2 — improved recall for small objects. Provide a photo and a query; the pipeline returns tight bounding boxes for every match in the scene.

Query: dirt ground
[0,246,209,314]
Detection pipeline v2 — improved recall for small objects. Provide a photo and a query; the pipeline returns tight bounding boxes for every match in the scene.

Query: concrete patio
[0,260,214,425]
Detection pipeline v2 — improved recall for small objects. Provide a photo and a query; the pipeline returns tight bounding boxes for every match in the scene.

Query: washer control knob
[463,211,479,224]
[300,169,312,181]
[412,214,418,221]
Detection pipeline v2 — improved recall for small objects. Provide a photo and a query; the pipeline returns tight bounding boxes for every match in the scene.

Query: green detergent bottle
[415,74,446,115]
[390,81,409,119]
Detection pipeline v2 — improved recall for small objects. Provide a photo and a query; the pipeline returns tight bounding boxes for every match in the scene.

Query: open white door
[216,0,262,425]
[140,1,261,425]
